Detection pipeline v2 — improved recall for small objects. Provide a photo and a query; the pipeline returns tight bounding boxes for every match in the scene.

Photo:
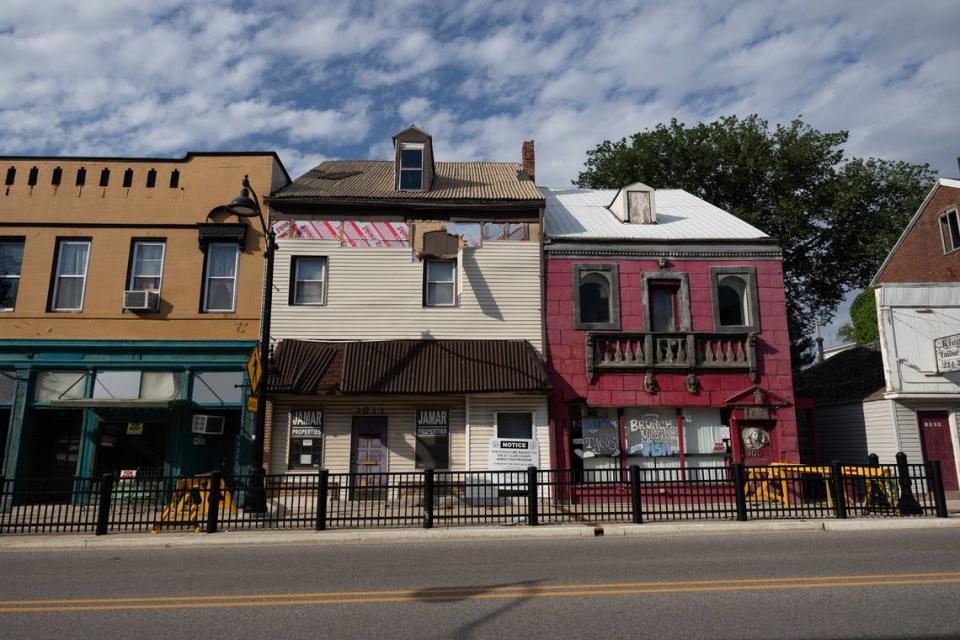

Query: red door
[917,412,958,492]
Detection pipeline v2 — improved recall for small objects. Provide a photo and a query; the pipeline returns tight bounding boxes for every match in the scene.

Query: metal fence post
[423,469,434,529]
[205,471,221,534]
[316,469,329,531]
[527,466,539,526]
[929,461,949,518]
[830,461,848,519]
[732,463,748,522]
[95,473,114,536]
[629,465,642,524]
[896,452,923,516]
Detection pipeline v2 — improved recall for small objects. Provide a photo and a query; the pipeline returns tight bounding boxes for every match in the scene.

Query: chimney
[521,140,535,182]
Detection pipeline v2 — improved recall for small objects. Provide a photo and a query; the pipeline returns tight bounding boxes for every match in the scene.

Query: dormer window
[399,143,424,190]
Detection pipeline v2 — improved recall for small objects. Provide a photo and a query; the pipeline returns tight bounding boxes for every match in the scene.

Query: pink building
[543,183,798,477]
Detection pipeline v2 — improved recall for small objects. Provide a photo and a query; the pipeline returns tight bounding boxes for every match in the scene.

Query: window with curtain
[51,240,90,311]
[292,256,326,305]
[202,243,239,312]
[129,241,165,292]
[0,240,24,311]
[682,407,729,477]
[424,259,456,306]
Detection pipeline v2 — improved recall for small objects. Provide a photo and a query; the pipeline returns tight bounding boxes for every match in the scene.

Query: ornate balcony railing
[586,332,757,383]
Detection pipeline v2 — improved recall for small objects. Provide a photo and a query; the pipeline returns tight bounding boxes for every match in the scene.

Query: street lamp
[221,174,275,513]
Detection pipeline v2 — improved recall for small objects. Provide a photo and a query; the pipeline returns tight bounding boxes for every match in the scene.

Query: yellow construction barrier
[153,474,237,533]
[744,464,897,510]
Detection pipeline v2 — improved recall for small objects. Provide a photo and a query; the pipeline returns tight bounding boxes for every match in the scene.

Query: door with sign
[350,416,388,499]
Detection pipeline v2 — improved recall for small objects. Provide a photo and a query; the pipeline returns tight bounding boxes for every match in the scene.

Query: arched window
[573,264,620,330]
[717,275,748,327]
[579,272,611,324]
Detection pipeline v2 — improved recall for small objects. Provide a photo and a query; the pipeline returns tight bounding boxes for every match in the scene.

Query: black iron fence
[0,453,948,536]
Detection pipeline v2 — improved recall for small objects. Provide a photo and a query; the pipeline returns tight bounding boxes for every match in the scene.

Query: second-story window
[573,264,621,331]
[424,259,455,307]
[292,256,327,305]
[51,239,90,311]
[0,240,24,311]
[129,241,165,292]
[202,243,239,312]
[649,282,680,332]
[710,266,759,332]
[940,209,960,254]
[399,143,424,190]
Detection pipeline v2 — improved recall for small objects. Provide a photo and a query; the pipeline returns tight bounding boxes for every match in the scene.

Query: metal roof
[269,339,550,395]
[542,187,770,241]
[794,342,885,406]
[270,160,543,203]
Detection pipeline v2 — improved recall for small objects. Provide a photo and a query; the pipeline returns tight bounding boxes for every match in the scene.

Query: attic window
[398,143,424,191]
[940,210,960,254]
[626,190,653,224]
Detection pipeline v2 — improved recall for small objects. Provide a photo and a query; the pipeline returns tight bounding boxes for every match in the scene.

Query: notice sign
[291,410,323,438]
[934,333,960,374]
[416,409,449,437]
[488,438,540,471]
[126,422,144,436]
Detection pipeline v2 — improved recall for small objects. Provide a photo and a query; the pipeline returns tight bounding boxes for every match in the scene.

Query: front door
[917,412,958,492]
[350,417,388,500]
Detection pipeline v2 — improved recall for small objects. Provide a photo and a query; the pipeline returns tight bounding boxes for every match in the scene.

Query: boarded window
[28,167,38,186]
[496,412,533,439]
[99,168,110,187]
[52,167,62,186]
[122,169,134,188]
[169,169,180,189]
[75,167,86,187]
[4,167,15,186]
[146,169,157,188]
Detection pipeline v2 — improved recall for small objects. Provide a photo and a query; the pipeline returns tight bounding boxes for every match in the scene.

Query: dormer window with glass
[399,143,424,191]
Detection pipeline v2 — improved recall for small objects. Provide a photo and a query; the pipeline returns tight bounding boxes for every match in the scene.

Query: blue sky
[2,0,959,342]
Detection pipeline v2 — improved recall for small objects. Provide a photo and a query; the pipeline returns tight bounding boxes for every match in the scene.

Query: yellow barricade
[744,464,897,510]
[153,474,237,533]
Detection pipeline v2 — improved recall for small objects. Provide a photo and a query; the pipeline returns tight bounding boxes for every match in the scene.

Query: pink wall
[545,256,799,466]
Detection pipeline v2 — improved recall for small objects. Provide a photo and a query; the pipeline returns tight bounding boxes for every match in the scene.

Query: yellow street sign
[247,346,263,393]
[246,395,259,413]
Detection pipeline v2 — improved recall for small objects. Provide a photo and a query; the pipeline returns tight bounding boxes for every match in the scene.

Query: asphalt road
[1,528,960,639]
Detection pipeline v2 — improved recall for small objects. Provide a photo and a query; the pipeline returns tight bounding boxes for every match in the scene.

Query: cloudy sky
[2,0,958,340]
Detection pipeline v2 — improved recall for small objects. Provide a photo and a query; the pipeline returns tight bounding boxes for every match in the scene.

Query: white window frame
[292,256,327,306]
[716,274,751,327]
[202,243,240,313]
[495,411,535,440]
[939,209,960,255]
[398,142,424,191]
[424,258,456,307]
[128,240,166,294]
[0,240,24,312]
[51,239,91,312]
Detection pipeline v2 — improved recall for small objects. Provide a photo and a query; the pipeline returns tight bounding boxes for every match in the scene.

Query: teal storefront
[0,341,257,483]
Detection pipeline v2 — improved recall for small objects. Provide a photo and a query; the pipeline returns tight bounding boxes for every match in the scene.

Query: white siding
[814,400,897,463]
[877,283,960,395]
[467,395,550,469]
[271,239,543,352]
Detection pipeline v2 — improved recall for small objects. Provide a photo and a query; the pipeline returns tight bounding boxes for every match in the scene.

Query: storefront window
[288,409,323,469]
[682,407,729,478]
[93,370,178,401]
[625,407,680,475]
[34,371,87,402]
[192,371,242,405]
[415,408,450,469]
[572,407,619,474]
[0,370,15,404]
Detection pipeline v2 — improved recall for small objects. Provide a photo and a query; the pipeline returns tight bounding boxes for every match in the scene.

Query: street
[1,528,959,639]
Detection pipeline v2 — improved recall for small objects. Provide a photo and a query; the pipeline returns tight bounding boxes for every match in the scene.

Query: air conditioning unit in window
[191,415,225,435]
[123,290,160,311]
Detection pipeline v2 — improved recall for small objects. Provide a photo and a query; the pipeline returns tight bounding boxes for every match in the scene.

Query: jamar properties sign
[935,333,960,374]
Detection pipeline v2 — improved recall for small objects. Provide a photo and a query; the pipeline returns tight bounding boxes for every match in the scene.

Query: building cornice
[544,242,782,259]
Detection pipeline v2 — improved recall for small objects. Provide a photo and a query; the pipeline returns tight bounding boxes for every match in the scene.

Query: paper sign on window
[626,413,679,457]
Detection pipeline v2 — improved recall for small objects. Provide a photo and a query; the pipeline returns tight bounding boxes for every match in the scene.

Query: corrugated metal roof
[269,339,550,395]
[342,340,549,394]
[543,187,770,241]
[270,160,543,202]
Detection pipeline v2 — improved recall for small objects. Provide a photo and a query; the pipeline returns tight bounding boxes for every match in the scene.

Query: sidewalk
[2,517,958,552]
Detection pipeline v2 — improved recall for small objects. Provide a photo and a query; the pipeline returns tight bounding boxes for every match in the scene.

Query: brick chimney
[521,140,535,182]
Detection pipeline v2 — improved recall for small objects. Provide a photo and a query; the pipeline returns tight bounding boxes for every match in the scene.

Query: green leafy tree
[836,288,879,345]
[576,115,936,366]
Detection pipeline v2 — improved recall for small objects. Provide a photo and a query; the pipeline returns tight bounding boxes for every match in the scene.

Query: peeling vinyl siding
[467,395,550,469]
[271,240,543,352]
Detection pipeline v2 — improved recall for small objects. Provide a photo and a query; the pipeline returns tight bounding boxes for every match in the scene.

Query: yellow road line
[2,574,960,614]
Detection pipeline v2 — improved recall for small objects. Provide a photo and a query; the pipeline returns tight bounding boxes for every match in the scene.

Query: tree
[836,288,879,345]
[576,115,936,366]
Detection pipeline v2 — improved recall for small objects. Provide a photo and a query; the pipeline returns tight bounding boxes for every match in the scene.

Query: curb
[0,517,956,552]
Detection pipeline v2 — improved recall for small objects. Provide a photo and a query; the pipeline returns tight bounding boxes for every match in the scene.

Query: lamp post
[222,175,274,513]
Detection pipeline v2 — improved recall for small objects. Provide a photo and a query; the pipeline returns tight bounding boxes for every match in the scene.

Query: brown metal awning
[269,339,549,396]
